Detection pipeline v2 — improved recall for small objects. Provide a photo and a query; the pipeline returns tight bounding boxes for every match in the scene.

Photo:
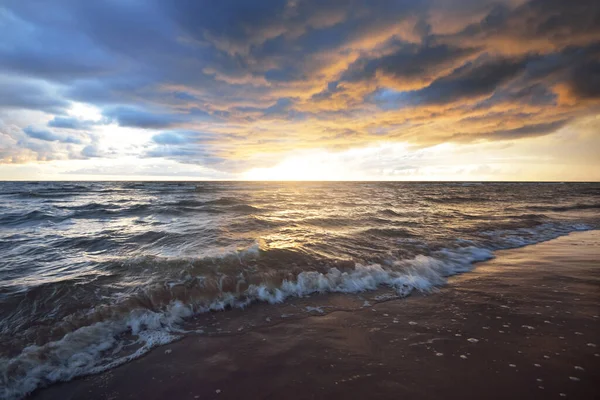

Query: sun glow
[242,143,414,181]
[242,150,350,181]
[67,102,103,121]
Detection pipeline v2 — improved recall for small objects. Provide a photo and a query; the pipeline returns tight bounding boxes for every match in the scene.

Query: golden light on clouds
[0,0,598,181]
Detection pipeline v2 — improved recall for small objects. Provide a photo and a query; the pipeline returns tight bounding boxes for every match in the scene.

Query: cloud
[0,119,90,164]
[342,43,479,90]
[566,59,600,100]
[81,144,103,158]
[486,120,570,140]
[151,131,217,145]
[152,132,190,145]
[0,0,598,174]
[371,56,532,108]
[450,119,571,142]
[48,116,96,130]
[101,106,180,129]
[0,4,117,82]
[23,126,83,144]
[0,78,69,114]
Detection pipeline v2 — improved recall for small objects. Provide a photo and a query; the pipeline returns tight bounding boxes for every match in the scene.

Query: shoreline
[31,230,600,399]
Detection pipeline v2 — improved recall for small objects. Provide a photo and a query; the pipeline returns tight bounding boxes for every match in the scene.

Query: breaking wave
[0,222,592,400]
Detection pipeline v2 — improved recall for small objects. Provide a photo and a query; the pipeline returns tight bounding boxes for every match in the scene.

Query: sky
[0,0,599,181]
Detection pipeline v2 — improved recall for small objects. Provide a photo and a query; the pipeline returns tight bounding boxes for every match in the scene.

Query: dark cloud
[23,126,82,144]
[372,56,532,108]
[567,59,600,100]
[0,80,69,114]
[486,120,569,140]
[312,81,342,101]
[0,3,117,82]
[474,83,558,110]
[453,119,571,143]
[342,43,479,89]
[102,106,183,129]
[232,97,306,120]
[265,67,306,82]
[48,116,96,130]
[101,106,215,129]
[452,0,600,49]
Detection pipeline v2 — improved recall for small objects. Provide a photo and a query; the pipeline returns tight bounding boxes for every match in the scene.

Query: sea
[1,181,599,399]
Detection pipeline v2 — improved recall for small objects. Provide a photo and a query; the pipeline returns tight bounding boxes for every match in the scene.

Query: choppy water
[1,181,599,399]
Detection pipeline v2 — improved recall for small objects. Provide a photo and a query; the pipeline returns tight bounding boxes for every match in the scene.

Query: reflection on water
[0,181,598,399]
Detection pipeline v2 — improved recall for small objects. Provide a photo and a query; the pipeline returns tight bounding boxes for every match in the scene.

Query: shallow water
[0,181,599,399]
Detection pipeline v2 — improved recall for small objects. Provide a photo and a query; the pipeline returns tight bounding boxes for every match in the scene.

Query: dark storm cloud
[342,43,479,88]
[495,44,600,106]
[567,60,600,100]
[371,56,532,108]
[453,0,600,48]
[166,0,421,54]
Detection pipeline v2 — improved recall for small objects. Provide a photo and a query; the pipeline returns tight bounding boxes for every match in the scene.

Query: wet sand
[32,231,600,400]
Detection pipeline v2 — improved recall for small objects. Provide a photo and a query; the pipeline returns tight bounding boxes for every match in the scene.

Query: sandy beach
[31,230,600,400]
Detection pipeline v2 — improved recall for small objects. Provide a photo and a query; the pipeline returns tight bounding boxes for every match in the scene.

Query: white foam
[0,311,178,400]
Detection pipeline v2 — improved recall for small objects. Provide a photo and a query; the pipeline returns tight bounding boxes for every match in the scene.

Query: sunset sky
[0,0,599,181]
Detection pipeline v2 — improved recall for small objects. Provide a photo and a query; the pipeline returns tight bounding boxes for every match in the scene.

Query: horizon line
[1,179,598,183]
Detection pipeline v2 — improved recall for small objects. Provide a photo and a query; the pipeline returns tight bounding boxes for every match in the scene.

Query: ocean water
[0,181,599,399]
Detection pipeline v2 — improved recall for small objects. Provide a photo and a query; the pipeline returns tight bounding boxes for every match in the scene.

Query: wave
[0,210,66,226]
[0,204,157,227]
[165,199,207,208]
[229,204,261,212]
[204,197,244,206]
[0,223,593,400]
[17,191,85,199]
[362,227,416,238]
[379,209,403,217]
[528,203,600,212]
[423,195,492,203]
[57,203,121,211]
